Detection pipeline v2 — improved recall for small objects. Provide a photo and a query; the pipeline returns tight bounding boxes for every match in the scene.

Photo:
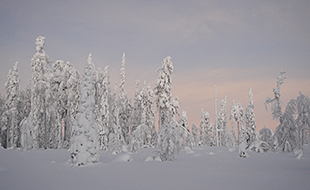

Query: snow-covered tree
[191,123,199,146]
[178,110,193,148]
[231,101,244,144]
[139,81,156,146]
[154,56,174,127]
[96,66,110,151]
[199,109,213,146]
[259,126,274,148]
[229,101,237,145]
[70,55,99,166]
[273,99,298,152]
[108,84,125,154]
[217,96,232,147]
[265,71,286,121]
[244,87,258,146]
[28,36,52,149]
[156,118,180,161]
[296,92,310,150]
[129,124,149,153]
[118,53,132,144]
[1,62,21,148]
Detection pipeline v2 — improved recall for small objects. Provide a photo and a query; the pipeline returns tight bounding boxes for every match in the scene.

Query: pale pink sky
[1,1,310,132]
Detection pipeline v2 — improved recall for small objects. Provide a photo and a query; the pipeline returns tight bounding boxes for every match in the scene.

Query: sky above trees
[1,0,310,131]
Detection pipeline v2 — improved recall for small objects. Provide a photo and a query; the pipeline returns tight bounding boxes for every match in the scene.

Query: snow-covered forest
[1,36,310,189]
[1,36,309,161]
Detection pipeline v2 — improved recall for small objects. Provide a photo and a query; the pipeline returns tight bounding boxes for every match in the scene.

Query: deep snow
[1,145,310,190]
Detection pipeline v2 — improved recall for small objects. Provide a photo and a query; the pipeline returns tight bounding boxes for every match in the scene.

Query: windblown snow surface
[1,145,310,190]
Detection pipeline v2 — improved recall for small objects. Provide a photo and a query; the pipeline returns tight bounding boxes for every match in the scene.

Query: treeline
[0,36,309,164]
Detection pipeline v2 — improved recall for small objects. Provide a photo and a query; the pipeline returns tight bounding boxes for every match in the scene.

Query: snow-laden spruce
[178,110,194,148]
[244,87,258,147]
[70,54,99,167]
[199,109,213,146]
[1,62,21,148]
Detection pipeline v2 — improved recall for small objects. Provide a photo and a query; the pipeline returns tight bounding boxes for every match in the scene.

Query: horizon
[1,1,310,132]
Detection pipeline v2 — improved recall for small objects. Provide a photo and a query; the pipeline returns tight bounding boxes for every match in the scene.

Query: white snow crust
[1,145,310,190]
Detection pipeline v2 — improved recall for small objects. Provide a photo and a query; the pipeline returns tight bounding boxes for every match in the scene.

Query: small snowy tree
[70,54,99,166]
[178,110,194,148]
[156,118,180,161]
[192,123,198,146]
[259,126,274,148]
[217,96,232,147]
[199,109,213,146]
[231,101,244,144]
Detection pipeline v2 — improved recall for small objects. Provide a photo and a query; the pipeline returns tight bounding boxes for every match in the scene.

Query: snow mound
[248,140,271,153]
[112,153,133,162]
[184,146,194,154]
[208,152,215,155]
[294,149,303,159]
[145,156,162,162]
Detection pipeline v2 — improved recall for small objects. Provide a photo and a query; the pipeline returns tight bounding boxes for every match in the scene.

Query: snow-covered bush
[248,140,271,153]
[156,119,181,161]
[129,124,150,153]
[259,126,274,148]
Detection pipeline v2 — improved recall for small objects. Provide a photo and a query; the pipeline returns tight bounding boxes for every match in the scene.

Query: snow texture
[1,145,310,190]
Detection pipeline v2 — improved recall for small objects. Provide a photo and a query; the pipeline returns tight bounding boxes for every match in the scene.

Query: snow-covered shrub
[259,126,274,148]
[248,140,271,153]
[129,124,150,153]
[156,119,180,161]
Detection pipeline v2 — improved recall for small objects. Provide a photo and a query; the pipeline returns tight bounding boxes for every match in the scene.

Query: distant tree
[273,99,298,152]
[70,55,99,166]
[244,88,258,146]
[231,101,244,144]
[192,123,198,146]
[1,62,21,148]
[217,96,232,147]
[199,109,213,146]
[178,110,194,148]
[265,71,286,121]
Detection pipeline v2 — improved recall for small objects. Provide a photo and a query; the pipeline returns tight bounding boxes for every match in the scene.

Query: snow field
[1,145,310,190]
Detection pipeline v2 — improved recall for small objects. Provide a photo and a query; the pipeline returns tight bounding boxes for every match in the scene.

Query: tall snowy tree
[154,56,174,127]
[118,53,132,144]
[28,36,52,149]
[96,66,110,151]
[139,80,156,146]
[1,62,21,148]
[108,84,125,154]
[70,55,99,166]
[244,88,258,146]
